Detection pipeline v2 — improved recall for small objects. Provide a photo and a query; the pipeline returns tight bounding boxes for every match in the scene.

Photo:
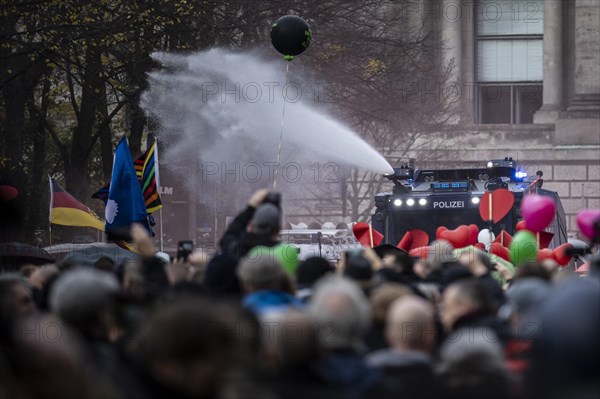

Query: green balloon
[247,244,299,274]
[273,244,299,274]
[509,230,538,266]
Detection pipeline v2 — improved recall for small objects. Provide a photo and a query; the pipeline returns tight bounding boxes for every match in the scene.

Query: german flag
[133,141,162,214]
[49,177,104,231]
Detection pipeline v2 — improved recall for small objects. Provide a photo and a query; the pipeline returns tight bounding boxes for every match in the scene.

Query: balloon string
[489,194,493,249]
[273,62,289,189]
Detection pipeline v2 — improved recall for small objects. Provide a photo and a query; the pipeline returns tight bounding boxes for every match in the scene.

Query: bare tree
[286,1,467,224]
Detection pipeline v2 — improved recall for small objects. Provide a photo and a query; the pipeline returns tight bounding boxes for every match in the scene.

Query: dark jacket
[134,366,215,399]
[202,253,241,298]
[82,336,146,398]
[363,323,388,353]
[479,272,505,308]
[272,364,347,399]
[313,348,395,399]
[451,310,512,345]
[219,206,279,257]
[366,349,437,398]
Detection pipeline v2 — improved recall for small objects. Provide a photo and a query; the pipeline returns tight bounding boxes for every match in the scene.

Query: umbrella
[53,243,139,267]
[0,242,55,270]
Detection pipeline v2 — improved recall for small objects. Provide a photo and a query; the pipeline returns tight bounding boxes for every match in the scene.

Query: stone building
[157,0,599,248]
[286,0,598,238]
[393,0,599,238]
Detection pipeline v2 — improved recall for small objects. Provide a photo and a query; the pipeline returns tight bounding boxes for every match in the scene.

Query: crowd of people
[1,189,599,399]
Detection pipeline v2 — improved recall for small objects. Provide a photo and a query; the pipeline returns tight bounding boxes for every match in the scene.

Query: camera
[264,192,281,208]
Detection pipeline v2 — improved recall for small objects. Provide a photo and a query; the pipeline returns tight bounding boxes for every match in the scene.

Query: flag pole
[159,207,164,252]
[154,136,164,252]
[48,175,53,246]
[488,193,494,248]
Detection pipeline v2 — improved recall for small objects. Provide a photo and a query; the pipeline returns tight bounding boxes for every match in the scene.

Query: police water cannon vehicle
[372,158,567,248]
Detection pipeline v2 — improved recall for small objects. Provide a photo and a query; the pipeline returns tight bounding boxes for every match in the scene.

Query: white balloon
[291,223,308,230]
[477,229,496,250]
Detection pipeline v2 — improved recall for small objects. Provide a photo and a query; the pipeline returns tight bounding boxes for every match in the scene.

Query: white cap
[155,251,171,264]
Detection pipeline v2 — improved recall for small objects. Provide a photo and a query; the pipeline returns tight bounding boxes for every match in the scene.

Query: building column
[441,0,463,84]
[554,0,600,145]
[534,0,563,124]
[567,0,600,113]
[461,0,475,123]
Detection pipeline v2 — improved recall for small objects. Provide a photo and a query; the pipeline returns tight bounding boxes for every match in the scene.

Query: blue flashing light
[515,171,528,179]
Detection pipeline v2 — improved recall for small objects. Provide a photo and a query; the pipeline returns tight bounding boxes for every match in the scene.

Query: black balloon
[270,15,312,60]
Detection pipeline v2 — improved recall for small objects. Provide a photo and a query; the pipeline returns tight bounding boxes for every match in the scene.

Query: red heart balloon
[479,189,515,223]
[516,220,527,231]
[537,248,554,262]
[538,231,554,249]
[397,231,413,252]
[436,226,448,239]
[398,229,429,251]
[552,243,574,266]
[474,242,486,251]
[352,222,384,247]
[410,229,429,249]
[490,242,510,262]
[468,224,479,245]
[409,246,430,259]
[493,230,513,247]
[439,225,471,249]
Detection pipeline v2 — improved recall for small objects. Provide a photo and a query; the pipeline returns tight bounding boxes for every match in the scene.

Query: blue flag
[105,137,149,234]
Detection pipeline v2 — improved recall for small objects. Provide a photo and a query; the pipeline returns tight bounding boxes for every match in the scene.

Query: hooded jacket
[313,348,394,399]
[219,206,279,257]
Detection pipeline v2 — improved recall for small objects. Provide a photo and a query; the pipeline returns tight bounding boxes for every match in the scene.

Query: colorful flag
[105,137,149,234]
[134,141,162,214]
[49,177,104,231]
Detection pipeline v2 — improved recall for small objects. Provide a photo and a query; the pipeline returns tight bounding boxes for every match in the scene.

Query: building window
[476,0,544,124]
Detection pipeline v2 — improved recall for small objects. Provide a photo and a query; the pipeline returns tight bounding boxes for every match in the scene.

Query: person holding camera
[219,189,281,258]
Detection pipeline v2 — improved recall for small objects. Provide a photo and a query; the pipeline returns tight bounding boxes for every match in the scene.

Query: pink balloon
[521,194,556,232]
[576,209,600,241]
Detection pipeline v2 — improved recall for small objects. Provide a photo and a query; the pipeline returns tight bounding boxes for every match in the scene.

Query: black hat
[373,244,408,259]
[296,257,334,288]
[343,250,373,281]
